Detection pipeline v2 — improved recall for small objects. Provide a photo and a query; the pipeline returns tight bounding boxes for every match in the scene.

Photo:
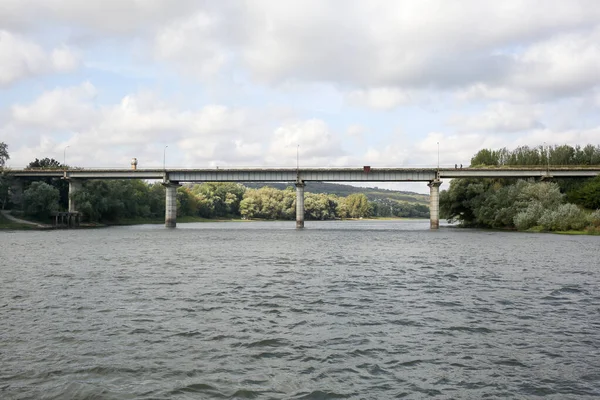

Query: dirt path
[1,210,52,228]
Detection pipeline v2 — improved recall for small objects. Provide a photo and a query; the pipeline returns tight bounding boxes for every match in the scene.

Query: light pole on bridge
[63,145,70,169]
[437,141,439,172]
[163,145,168,170]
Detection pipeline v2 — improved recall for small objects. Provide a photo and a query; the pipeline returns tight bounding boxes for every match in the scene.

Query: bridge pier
[68,179,82,213]
[295,181,305,229]
[8,179,24,208]
[428,179,442,229]
[164,182,180,228]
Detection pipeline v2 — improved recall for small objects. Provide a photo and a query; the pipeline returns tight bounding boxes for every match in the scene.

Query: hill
[243,182,429,205]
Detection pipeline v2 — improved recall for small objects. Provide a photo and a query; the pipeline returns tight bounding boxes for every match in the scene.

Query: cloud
[0,0,199,35]
[450,103,544,133]
[346,88,414,110]
[266,119,345,166]
[0,30,80,86]
[153,11,230,78]
[12,82,98,130]
[4,1,600,100]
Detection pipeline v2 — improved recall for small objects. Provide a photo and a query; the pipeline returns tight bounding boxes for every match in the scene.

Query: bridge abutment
[295,181,305,229]
[428,179,442,229]
[68,179,82,213]
[164,182,180,228]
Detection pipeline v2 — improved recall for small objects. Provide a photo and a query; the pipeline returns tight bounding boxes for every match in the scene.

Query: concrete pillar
[68,179,82,213]
[8,179,24,209]
[295,181,305,229]
[164,182,180,228]
[428,179,442,229]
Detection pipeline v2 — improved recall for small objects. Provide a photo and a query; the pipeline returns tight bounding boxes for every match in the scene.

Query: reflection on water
[1,220,600,398]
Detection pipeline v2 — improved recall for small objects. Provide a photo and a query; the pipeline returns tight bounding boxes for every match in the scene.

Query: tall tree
[0,142,9,167]
[26,158,63,169]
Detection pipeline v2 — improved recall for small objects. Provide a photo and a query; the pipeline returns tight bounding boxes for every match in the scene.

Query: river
[1,220,599,399]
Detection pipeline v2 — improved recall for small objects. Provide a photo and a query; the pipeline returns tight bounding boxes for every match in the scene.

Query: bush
[514,201,544,230]
[23,181,59,219]
[589,210,600,228]
[538,203,588,231]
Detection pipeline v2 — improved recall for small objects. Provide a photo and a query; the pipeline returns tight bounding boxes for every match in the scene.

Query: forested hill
[243,182,429,205]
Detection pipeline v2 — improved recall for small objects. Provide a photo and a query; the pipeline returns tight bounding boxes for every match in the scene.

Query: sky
[1,0,600,192]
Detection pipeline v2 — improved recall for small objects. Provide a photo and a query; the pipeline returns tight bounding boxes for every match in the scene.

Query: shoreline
[0,214,427,231]
[5,213,595,235]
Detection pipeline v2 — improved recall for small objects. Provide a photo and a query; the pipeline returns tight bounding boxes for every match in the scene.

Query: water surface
[1,220,599,399]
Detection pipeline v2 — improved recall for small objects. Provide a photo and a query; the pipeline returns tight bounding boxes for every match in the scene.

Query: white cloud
[0,30,80,86]
[346,124,365,139]
[346,88,414,110]
[153,12,230,78]
[12,82,97,130]
[451,103,544,133]
[266,119,345,166]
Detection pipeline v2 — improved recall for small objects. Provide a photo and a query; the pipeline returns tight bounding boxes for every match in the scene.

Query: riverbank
[0,213,428,230]
[447,222,600,236]
[0,210,52,230]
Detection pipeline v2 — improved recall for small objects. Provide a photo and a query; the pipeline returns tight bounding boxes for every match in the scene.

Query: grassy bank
[0,212,38,230]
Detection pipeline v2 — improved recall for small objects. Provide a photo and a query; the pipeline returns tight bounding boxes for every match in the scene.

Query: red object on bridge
[363,166,371,173]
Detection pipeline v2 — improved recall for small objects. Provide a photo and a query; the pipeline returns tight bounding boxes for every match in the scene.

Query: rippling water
[2,220,600,399]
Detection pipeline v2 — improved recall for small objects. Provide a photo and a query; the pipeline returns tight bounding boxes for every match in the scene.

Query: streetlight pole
[437,141,439,171]
[63,145,70,169]
[163,145,168,170]
[297,144,300,171]
[546,143,550,173]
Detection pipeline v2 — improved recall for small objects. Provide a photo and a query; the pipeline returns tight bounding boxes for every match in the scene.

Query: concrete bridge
[6,166,600,229]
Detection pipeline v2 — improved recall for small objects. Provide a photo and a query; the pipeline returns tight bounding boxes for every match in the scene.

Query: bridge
[6,166,600,229]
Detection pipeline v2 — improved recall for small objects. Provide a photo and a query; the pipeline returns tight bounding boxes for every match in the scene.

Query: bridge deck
[6,167,600,182]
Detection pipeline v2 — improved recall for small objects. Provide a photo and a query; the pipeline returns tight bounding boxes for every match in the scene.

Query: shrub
[514,201,544,230]
[539,203,588,231]
[23,181,59,219]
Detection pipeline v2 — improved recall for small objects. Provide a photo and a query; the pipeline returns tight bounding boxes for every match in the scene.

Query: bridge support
[295,181,305,229]
[428,179,442,229]
[164,182,180,228]
[8,179,24,208]
[68,179,82,213]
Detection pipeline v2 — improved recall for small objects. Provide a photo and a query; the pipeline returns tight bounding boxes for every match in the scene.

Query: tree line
[22,180,429,222]
[441,144,600,233]
[0,144,429,222]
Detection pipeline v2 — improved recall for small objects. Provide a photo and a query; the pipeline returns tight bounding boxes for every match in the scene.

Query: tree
[567,175,600,209]
[23,157,70,209]
[0,142,10,209]
[343,193,372,218]
[23,181,60,219]
[0,142,9,167]
[26,158,63,169]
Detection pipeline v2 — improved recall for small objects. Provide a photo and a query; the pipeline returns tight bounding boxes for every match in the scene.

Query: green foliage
[71,180,165,222]
[23,181,59,219]
[0,142,9,167]
[439,178,494,225]
[0,143,10,209]
[445,143,600,232]
[566,175,600,209]
[26,158,64,169]
[342,193,371,218]
[189,182,246,217]
[537,203,589,231]
[22,157,70,209]
[239,187,295,220]
[469,144,600,167]
[21,176,424,223]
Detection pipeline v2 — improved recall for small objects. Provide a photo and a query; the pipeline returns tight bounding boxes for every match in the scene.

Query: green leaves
[0,142,9,168]
[23,181,59,219]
